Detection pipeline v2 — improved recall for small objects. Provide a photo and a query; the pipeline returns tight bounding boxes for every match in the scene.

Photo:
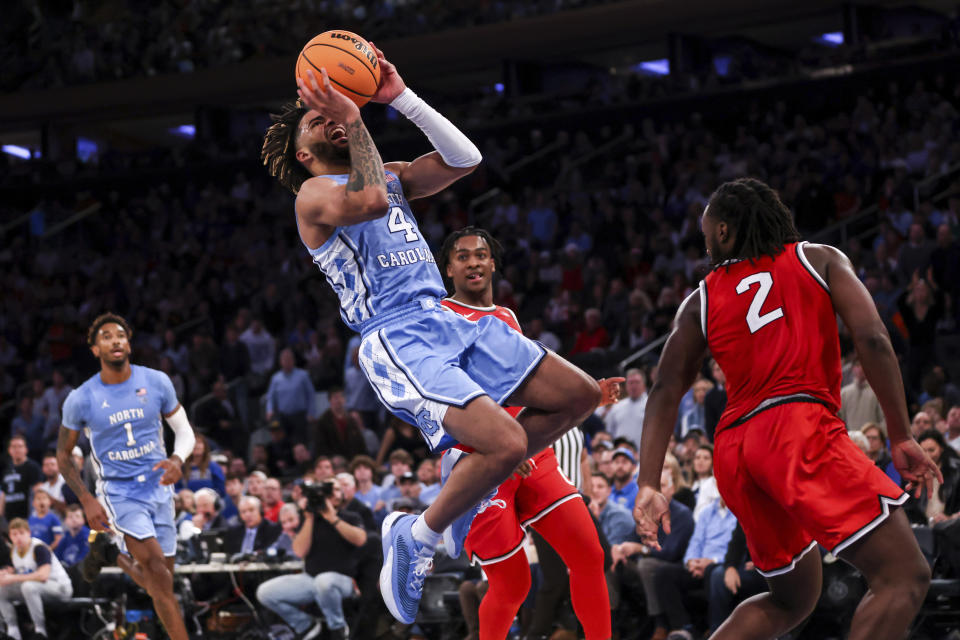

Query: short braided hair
[261,99,311,195]
[706,177,801,264]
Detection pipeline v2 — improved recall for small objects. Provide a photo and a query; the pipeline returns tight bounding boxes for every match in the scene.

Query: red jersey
[702,241,842,436]
[441,298,523,420]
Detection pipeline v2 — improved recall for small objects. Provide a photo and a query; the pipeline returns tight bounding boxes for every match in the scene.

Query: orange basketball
[296,30,381,108]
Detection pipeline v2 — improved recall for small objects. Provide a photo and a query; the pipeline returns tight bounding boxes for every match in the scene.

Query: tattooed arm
[294,68,389,230]
[57,426,112,531]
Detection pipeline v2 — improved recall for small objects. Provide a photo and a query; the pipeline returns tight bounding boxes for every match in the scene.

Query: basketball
[296,30,381,108]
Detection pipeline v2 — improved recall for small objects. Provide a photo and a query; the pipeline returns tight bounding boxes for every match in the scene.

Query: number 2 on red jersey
[736,272,784,333]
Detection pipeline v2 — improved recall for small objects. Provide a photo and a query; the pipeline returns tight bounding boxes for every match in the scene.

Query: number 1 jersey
[62,365,178,481]
[701,241,842,437]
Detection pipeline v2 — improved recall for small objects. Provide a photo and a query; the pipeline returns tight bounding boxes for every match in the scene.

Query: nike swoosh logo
[463,312,476,320]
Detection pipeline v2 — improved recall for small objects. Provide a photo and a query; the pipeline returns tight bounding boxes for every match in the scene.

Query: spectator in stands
[176,435,226,497]
[611,466,695,640]
[247,471,267,500]
[265,348,317,443]
[219,325,251,381]
[588,472,635,545]
[603,369,648,449]
[39,452,65,517]
[417,458,440,505]
[240,318,276,383]
[904,430,960,524]
[838,357,885,431]
[224,496,281,556]
[194,488,227,530]
[378,448,415,508]
[375,418,428,467]
[0,518,72,640]
[222,473,243,526]
[11,396,45,460]
[342,337,381,437]
[898,223,935,283]
[912,410,935,438]
[349,455,384,514]
[313,456,335,482]
[188,332,220,398]
[37,370,71,435]
[54,504,90,567]
[678,379,713,438]
[392,471,427,514]
[334,472,376,532]
[290,443,314,477]
[609,447,639,509]
[570,307,610,354]
[27,488,62,550]
[196,377,241,453]
[269,503,302,557]
[898,269,945,393]
[690,445,720,521]
[703,360,727,442]
[653,497,737,638]
[1,435,41,520]
[709,523,766,633]
[262,478,284,523]
[313,387,367,460]
[945,405,960,453]
[256,479,367,640]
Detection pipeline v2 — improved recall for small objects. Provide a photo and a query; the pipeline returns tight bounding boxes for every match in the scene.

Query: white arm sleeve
[166,406,196,464]
[389,88,482,168]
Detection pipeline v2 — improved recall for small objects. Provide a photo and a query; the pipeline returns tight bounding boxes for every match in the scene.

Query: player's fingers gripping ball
[296,30,381,107]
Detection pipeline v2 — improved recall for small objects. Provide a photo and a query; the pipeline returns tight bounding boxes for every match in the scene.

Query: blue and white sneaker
[379,512,435,624]
[440,449,497,558]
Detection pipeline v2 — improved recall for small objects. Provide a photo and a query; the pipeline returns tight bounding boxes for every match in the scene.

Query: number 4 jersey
[701,241,842,437]
[62,365,179,481]
[297,170,447,334]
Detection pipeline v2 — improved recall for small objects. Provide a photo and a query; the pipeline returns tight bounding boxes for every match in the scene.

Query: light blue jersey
[298,169,545,453]
[299,170,447,334]
[61,364,179,554]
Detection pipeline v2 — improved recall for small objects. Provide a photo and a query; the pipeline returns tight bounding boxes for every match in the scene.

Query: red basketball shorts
[714,401,907,577]
[464,448,580,565]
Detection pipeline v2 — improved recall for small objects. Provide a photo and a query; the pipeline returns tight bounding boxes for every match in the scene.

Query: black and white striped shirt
[551,427,585,491]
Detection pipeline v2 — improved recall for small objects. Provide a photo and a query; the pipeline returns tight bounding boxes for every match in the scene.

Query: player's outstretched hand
[154,457,183,486]
[297,68,360,124]
[634,485,670,550]
[368,42,406,104]
[514,459,534,478]
[892,438,943,498]
[81,495,112,533]
[597,377,625,407]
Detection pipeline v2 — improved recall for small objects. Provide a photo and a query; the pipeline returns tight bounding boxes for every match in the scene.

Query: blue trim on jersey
[377,331,487,407]
[339,230,376,317]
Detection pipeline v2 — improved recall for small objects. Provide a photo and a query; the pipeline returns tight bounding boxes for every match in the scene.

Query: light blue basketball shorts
[99,478,177,556]
[358,299,546,453]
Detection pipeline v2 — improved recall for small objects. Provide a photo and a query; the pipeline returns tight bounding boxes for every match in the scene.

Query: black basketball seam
[302,42,378,86]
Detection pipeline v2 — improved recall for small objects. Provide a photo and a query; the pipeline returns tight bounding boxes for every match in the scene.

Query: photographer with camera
[256,479,367,640]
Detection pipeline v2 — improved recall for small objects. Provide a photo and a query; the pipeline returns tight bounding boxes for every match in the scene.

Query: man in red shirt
[439,227,619,640]
[634,178,940,640]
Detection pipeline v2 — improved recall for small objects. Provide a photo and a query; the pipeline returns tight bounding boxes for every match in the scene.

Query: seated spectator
[375,419,428,468]
[570,307,610,354]
[838,357,884,432]
[27,489,62,550]
[264,421,296,478]
[609,447,639,509]
[38,453,65,518]
[11,397,45,461]
[196,377,242,452]
[0,518,73,640]
[417,458,441,505]
[904,430,960,527]
[946,405,960,453]
[194,488,227,531]
[602,369,647,448]
[313,388,368,460]
[224,496,282,556]
[911,410,934,438]
[664,453,696,512]
[54,504,90,568]
[610,467,695,638]
[391,471,427,514]
[222,473,243,527]
[269,503,302,557]
[861,423,894,473]
[588,472,636,545]
[334,473,376,532]
[246,470,267,498]
[313,456,335,482]
[256,479,367,640]
[349,455,384,514]
[678,380,713,438]
[708,523,766,634]
[690,444,720,522]
[262,478,284,523]
[176,435,226,497]
[175,489,196,534]
[265,348,317,444]
[379,449,415,508]
[653,497,737,636]
[290,444,314,478]
[2,435,42,520]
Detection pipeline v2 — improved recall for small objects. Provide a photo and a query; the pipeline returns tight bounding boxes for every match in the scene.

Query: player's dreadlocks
[87,312,133,346]
[437,226,504,286]
[706,177,801,265]
[261,99,311,195]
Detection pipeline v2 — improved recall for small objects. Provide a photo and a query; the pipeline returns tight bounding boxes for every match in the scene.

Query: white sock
[411,515,441,549]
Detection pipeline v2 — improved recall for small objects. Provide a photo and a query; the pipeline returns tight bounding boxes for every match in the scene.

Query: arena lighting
[817,32,845,46]
[635,58,670,75]
[77,137,98,162]
[2,144,31,159]
[494,82,505,93]
[170,124,196,138]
